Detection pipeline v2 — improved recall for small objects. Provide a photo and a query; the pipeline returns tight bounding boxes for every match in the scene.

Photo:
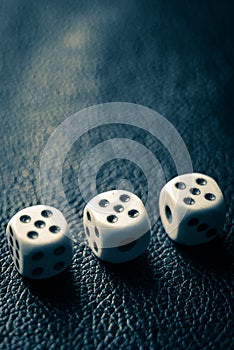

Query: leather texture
[0,1,234,349]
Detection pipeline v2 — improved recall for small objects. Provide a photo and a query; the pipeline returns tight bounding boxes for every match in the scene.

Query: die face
[83,190,151,262]
[7,205,68,254]
[85,223,151,263]
[168,205,225,245]
[84,190,150,248]
[159,173,226,245]
[164,173,224,212]
[6,205,73,279]
[85,190,148,228]
[22,235,73,279]
[90,230,151,263]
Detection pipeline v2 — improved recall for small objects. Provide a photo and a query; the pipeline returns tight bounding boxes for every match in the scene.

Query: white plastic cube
[83,190,151,263]
[6,205,73,279]
[159,173,226,245]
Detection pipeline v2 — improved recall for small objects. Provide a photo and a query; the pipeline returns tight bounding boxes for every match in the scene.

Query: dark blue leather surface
[0,1,234,349]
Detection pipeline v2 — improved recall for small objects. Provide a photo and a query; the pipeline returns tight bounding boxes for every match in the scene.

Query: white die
[159,173,226,245]
[6,205,73,279]
[83,190,151,263]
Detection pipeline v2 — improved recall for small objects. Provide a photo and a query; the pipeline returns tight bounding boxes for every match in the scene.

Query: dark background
[0,1,234,349]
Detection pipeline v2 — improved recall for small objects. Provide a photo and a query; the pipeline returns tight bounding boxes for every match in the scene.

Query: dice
[83,190,151,263]
[159,173,226,245]
[6,205,73,279]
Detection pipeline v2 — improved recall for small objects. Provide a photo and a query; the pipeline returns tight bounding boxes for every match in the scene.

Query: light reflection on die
[6,205,73,279]
[83,190,151,263]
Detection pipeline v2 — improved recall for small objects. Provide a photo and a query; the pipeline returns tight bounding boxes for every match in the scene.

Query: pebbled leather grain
[0,1,234,349]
